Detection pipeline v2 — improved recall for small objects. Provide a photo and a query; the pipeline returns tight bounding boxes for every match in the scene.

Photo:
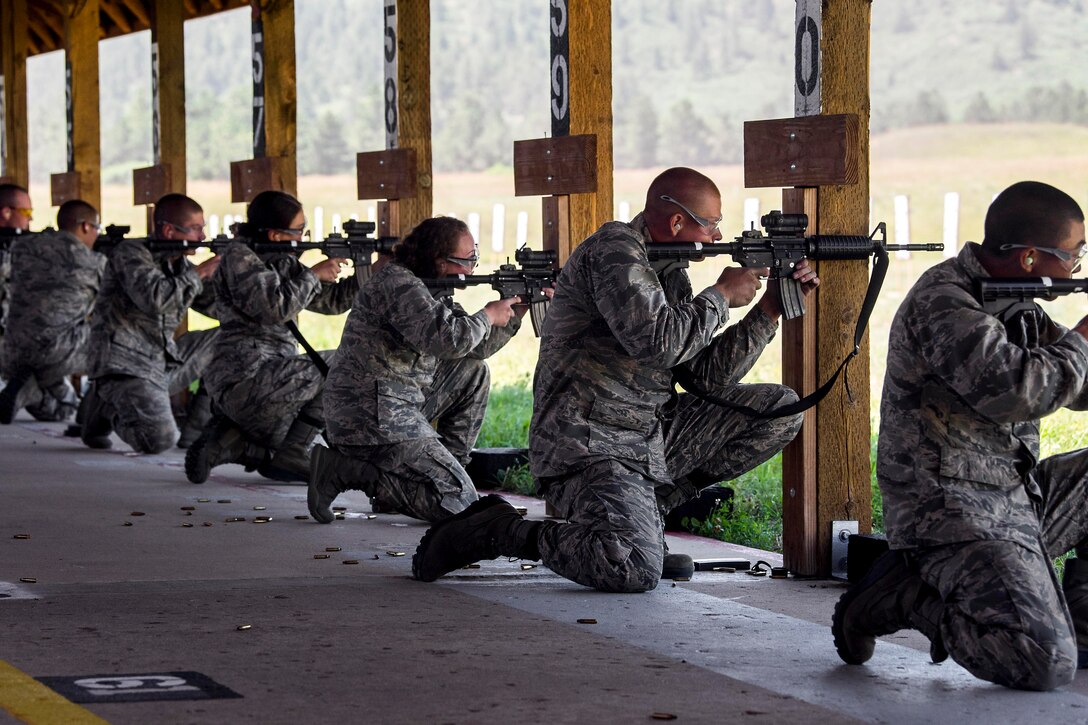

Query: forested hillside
[21,0,1088,183]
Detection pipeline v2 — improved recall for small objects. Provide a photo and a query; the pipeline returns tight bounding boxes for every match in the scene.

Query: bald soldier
[0,199,105,423]
[413,167,817,592]
[834,181,1088,691]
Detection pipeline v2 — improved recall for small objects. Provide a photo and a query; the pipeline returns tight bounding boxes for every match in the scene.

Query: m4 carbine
[421,247,558,337]
[647,211,944,319]
[974,277,1088,304]
[95,220,398,281]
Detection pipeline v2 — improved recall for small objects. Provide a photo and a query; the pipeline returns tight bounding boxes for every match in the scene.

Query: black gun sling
[673,247,889,420]
[285,319,330,378]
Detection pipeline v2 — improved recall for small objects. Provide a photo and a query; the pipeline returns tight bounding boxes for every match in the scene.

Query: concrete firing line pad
[1,418,1086,722]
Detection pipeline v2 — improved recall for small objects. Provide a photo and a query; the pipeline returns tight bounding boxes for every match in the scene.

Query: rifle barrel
[885,243,945,252]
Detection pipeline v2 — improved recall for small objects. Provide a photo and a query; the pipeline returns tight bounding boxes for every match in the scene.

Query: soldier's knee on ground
[592,537,663,594]
[124,423,178,454]
[989,636,1077,691]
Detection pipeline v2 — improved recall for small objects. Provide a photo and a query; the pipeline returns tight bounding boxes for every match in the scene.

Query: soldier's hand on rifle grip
[484,297,519,327]
[714,266,766,308]
[195,255,221,280]
[511,285,554,319]
[311,257,348,283]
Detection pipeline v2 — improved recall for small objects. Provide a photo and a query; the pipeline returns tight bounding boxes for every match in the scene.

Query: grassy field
[60,122,1088,550]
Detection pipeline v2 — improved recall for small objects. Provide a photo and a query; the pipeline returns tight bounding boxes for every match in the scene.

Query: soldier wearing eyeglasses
[79,193,220,453]
[834,181,1088,691]
[412,167,818,591]
[0,199,105,424]
[308,215,527,524]
[185,190,357,485]
[0,183,34,356]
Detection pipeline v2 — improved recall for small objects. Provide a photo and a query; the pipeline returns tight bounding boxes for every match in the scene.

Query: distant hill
[20,0,1088,183]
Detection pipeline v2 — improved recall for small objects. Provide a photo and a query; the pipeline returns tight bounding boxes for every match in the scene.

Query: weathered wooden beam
[565,0,612,249]
[151,0,185,194]
[1,0,30,187]
[100,1,133,35]
[65,0,102,209]
[183,0,197,17]
[260,0,296,195]
[395,0,432,231]
[117,0,149,28]
[814,0,872,572]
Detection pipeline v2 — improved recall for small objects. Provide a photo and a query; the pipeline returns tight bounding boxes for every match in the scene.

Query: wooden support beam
[64,0,102,209]
[260,0,296,195]
[118,0,149,28]
[1,0,30,187]
[100,1,133,35]
[565,0,612,249]
[395,0,432,232]
[814,0,872,565]
[781,186,820,575]
[151,0,185,194]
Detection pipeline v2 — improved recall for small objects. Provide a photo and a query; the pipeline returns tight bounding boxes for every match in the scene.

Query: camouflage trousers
[539,383,803,593]
[337,357,488,523]
[0,324,90,422]
[95,329,216,453]
[213,350,333,447]
[911,446,1088,691]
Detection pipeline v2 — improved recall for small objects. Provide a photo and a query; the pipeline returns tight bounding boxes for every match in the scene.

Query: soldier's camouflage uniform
[529,213,803,593]
[324,261,520,522]
[0,230,104,419]
[879,242,1088,690]
[202,242,358,447]
[0,239,11,347]
[88,239,217,453]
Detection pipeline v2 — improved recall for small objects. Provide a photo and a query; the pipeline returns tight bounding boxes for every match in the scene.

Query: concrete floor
[2,415,1088,724]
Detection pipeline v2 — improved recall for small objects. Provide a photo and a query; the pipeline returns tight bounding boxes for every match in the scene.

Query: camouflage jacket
[89,239,205,385]
[878,243,1088,549]
[203,242,359,394]
[0,230,104,375]
[325,261,519,447]
[529,213,779,482]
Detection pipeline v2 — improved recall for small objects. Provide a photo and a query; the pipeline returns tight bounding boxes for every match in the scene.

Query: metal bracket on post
[830,519,858,580]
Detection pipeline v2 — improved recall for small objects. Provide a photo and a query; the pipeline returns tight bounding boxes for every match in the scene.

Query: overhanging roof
[25,0,248,56]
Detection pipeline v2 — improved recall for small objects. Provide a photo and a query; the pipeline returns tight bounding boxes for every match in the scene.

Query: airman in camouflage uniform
[309,216,521,524]
[833,181,1088,691]
[187,190,357,484]
[413,168,815,592]
[0,200,104,423]
[0,183,34,355]
[81,194,220,453]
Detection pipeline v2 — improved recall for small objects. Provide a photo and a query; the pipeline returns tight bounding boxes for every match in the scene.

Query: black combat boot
[258,416,321,483]
[832,549,947,665]
[413,494,545,582]
[177,388,213,449]
[1062,556,1088,668]
[308,445,378,523]
[79,383,113,450]
[185,417,268,484]
[0,374,39,424]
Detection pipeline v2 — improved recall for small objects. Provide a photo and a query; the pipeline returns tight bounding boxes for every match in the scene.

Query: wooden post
[815,0,872,566]
[552,0,612,253]
[152,0,185,194]
[762,0,872,577]
[261,0,296,196]
[63,0,101,210]
[0,0,29,187]
[394,0,431,232]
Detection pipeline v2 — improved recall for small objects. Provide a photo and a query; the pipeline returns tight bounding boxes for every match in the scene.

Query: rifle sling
[673,247,888,420]
[285,319,330,378]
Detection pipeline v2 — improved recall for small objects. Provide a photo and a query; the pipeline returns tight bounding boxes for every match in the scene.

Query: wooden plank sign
[230,157,284,203]
[512,134,597,197]
[743,114,859,189]
[50,170,81,206]
[357,148,416,201]
[132,163,171,205]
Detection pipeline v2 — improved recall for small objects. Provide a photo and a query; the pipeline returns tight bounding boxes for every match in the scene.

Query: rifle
[974,277,1088,304]
[647,211,944,319]
[94,220,398,281]
[421,247,558,336]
